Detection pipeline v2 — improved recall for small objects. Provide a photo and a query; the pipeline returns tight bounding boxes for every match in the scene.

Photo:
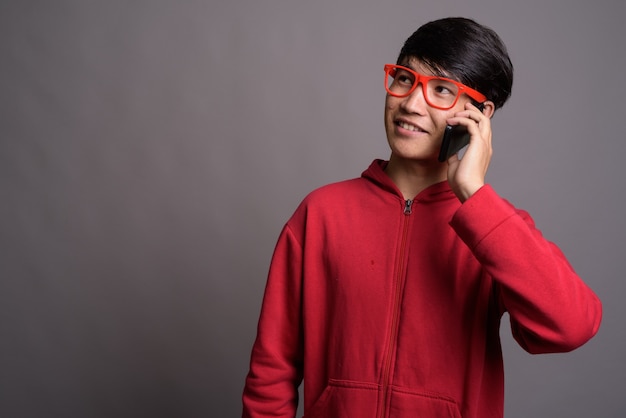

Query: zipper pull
[404,199,413,215]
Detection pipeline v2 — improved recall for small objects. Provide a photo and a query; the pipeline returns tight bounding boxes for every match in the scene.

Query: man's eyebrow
[400,62,416,71]
[401,61,435,75]
[401,60,453,80]
[404,58,452,79]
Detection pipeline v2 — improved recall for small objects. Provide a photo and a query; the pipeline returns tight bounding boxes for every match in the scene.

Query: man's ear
[482,101,496,119]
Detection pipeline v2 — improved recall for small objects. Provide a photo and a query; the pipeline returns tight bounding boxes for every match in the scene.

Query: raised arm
[451,185,602,353]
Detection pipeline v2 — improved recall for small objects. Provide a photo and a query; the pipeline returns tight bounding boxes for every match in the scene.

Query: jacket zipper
[379,199,413,418]
[403,199,413,215]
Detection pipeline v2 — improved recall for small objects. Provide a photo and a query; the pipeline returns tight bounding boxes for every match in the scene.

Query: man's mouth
[395,120,425,133]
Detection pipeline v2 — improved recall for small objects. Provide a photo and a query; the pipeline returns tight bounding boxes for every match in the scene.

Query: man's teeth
[400,122,421,132]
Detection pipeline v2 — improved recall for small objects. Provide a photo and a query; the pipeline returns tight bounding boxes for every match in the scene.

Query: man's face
[384,58,473,163]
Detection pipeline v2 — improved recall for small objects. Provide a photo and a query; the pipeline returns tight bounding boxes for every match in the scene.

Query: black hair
[397,17,513,110]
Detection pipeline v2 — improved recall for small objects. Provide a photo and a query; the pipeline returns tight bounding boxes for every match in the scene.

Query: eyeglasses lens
[386,66,460,109]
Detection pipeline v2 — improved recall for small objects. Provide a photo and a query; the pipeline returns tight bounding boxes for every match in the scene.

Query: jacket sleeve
[242,223,304,418]
[450,185,602,354]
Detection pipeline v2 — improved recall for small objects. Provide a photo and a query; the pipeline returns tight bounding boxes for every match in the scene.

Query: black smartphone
[437,102,485,162]
[438,124,470,162]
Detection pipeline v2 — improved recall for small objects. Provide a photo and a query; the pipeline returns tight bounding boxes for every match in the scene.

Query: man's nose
[400,83,428,114]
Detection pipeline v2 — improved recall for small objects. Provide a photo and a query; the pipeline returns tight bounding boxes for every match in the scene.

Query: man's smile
[394,118,428,134]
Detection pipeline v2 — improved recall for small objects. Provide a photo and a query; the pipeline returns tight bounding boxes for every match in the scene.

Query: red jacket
[243,160,602,418]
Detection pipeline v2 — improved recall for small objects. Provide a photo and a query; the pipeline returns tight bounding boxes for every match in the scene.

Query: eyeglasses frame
[384,64,487,110]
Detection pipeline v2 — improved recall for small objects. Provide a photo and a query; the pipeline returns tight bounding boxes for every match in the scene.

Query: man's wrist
[457,182,484,203]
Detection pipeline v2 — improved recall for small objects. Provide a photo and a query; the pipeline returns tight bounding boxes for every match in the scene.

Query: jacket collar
[361,159,456,203]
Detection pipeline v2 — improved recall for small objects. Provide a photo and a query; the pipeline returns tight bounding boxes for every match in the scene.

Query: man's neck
[384,155,447,200]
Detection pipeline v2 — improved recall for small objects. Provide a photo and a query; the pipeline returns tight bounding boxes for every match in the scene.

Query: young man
[242,17,602,418]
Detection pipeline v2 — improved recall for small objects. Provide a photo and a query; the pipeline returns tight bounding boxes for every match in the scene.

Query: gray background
[1,0,624,417]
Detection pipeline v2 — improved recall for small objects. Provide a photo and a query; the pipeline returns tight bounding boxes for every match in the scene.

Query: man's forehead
[401,57,453,80]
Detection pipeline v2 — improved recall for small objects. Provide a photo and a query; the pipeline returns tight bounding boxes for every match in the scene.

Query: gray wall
[1,0,624,417]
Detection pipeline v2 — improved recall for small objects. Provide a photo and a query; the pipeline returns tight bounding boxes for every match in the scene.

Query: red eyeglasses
[384,64,486,110]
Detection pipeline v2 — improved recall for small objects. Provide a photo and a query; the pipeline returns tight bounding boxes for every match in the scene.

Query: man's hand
[446,101,495,202]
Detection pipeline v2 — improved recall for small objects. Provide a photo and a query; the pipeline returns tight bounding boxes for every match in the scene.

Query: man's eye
[397,74,413,85]
[432,82,457,95]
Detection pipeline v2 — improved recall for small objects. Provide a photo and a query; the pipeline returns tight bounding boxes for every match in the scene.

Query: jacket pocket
[388,386,462,418]
[305,379,380,418]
